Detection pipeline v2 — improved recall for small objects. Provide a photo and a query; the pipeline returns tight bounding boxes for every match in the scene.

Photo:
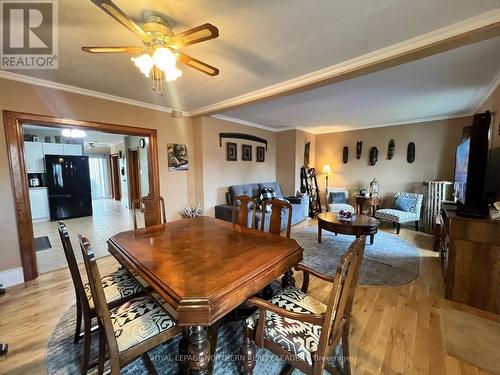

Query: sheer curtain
[88,154,111,200]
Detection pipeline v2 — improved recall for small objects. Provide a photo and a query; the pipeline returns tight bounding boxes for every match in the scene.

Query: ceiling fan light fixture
[152,48,182,82]
[131,53,154,77]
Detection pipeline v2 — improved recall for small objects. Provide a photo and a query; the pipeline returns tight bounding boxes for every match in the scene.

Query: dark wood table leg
[281,270,295,288]
[370,234,374,245]
[318,223,322,244]
[188,326,210,375]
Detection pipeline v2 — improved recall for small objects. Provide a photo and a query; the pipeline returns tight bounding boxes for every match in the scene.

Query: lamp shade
[322,164,331,174]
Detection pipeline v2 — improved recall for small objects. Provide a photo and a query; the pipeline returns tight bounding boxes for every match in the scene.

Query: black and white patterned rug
[293,226,419,286]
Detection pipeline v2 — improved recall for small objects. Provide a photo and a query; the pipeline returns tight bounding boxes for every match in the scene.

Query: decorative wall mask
[407,142,415,163]
[388,139,395,160]
[369,147,378,166]
[342,146,349,164]
[304,141,311,167]
[356,141,362,159]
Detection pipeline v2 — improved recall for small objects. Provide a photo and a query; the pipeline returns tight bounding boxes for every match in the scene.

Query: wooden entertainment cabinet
[439,203,500,314]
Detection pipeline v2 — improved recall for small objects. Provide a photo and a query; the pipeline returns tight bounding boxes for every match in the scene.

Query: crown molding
[307,113,474,135]
[474,68,500,112]
[0,70,177,114]
[209,114,280,132]
[186,9,500,117]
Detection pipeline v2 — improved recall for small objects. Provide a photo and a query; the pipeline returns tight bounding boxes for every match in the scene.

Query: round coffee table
[318,212,379,245]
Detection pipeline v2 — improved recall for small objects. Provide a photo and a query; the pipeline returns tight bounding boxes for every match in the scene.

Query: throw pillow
[260,187,277,212]
[393,196,414,212]
[329,192,347,204]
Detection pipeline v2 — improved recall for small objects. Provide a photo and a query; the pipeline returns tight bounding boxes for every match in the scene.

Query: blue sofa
[214,182,308,231]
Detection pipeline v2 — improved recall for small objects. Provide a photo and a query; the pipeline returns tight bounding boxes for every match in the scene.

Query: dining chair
[133,196,167,229]
[241,236,366,375]
[57,222,143,374]
[232,194,257,228]
[260,198,293,238]
[79,235,181,375]
[260,199,294,288]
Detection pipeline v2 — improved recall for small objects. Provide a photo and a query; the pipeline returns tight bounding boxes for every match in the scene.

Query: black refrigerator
[45,155,93,221]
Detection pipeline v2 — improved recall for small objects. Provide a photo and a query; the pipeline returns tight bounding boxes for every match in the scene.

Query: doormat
[35,236,52,252]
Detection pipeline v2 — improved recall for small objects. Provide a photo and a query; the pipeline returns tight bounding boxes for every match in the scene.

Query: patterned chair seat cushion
[375,208,418,223]
[328,203,355,214]
[110,296,177,352]
[246,286,327,366]
[84,267,143,310]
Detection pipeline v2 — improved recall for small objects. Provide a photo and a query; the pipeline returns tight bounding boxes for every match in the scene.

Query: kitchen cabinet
[24,142,45,173]
[43,143,64,155]
[29,187,50,221]
[63,144,83,156]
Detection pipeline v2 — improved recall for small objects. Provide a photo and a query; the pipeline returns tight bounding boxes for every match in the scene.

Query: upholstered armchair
[375,192,423,234]
[326,187,355,214]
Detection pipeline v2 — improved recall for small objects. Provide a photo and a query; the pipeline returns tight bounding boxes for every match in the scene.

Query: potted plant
[178,202,204,219]
[352,184,367,198]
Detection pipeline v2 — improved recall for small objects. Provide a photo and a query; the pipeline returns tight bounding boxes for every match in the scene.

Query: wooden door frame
[3,111,160,281]
[109,153,121,201]
[127,147,142,209]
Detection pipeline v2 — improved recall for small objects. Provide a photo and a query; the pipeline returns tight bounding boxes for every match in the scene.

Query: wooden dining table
[107,216,303,374]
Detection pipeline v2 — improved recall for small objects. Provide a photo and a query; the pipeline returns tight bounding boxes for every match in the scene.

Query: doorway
[4,111,160,281]
[110,154,121,201]
[127,148,141,209]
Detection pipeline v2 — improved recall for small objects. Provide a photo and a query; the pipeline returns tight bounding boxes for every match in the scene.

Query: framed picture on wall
[242,144,252,161]
[226,142,237,161]
[168,143,189,171]
[256,146,265,162]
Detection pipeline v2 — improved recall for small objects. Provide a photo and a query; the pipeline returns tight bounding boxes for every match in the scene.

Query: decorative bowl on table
[338,210,355,221]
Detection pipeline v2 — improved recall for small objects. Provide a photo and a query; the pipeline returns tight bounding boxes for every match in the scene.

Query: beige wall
[195,116,277,216]
[0,78,196,272]
[315,117,472,205]
[275,129,316,197]
[276,130,296,196]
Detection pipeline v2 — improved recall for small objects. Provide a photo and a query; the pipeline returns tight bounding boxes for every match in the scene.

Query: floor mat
[35,236,52,252]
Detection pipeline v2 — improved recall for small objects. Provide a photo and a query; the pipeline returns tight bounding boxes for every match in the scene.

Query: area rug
[441,308,500,374]
[45,305,345,374]
[293,226,419,286]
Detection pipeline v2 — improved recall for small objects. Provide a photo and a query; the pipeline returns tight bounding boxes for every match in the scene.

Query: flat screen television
[454,111,491,217]
[453,137,470,205]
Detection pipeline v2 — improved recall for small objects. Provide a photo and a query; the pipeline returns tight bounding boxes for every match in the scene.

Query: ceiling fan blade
[91,0,151,43]
[167,23,219,49]
[176,52,219,76]
[82,46,144,54]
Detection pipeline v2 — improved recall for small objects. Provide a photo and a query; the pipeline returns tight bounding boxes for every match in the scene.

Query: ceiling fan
[82,0,220,94]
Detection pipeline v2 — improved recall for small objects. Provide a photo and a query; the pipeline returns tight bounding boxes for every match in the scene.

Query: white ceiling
[23,124,125,146]
[220,37,500,133]
[5,0,500,116]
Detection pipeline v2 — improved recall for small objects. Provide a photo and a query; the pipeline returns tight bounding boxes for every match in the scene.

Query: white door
[29,188,50,221]
[24,142,44,173]
[63,144,83,156]
[43,143,64,155]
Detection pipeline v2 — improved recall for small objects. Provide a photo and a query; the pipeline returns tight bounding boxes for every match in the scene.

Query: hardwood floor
[0,221,498,374]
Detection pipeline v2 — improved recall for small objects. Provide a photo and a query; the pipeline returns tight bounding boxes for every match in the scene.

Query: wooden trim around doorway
[3,111,160,281]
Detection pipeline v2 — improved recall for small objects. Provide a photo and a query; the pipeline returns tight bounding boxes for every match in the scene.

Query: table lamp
[322,164,331,188]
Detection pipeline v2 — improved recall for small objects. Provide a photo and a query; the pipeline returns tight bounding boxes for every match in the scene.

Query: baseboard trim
[0,267,24,288]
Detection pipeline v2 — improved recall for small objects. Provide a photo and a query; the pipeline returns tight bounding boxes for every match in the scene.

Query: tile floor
[33,199,143,273]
